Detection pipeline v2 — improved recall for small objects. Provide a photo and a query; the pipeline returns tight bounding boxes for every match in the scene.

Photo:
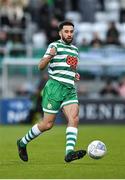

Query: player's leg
[63,103,79,154]
[18,113,56,148]
[62,103,86,162]
[17,79,61,162]
[17,113,56,162]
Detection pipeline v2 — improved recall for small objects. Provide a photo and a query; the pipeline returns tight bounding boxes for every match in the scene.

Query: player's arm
[38,47,56,70]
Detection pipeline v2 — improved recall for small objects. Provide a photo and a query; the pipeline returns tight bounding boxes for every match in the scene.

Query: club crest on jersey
[66,55,78,69]
[47,103,52,109]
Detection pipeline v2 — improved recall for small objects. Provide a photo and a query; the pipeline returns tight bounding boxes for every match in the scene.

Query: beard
[62,35,73,44]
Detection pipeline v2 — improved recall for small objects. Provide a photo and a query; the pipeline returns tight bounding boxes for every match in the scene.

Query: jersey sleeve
[43,42,58,58]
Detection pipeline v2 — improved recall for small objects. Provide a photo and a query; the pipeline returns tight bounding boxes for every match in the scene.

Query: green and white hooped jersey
[43,39,79,87]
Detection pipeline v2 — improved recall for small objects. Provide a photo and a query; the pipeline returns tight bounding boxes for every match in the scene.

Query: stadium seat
[119,33,125,46]
[107,11,120,22]
[105,0,120,11]
[32,31,47,49]
[76,32,93,45]
[76,23,92,33]
[65,11,82,23]
[116,23,125,34]
[95,11,119,23]
[95,12,109,22]
[92,23,108,40]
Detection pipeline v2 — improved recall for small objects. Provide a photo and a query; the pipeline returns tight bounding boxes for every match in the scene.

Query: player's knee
[38,121,53,131]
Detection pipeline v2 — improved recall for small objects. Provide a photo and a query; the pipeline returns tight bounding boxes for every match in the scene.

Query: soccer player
[17,21,86,162]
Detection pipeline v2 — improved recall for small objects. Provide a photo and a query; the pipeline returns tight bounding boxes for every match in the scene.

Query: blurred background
[0,0,125,124]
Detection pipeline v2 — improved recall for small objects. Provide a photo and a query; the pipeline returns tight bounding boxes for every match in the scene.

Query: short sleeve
[43,43,57,58]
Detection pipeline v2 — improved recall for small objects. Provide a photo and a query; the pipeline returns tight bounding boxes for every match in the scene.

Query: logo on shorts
[47,103,52,109]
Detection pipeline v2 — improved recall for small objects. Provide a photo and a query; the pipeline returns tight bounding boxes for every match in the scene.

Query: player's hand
[49,47,57,58]
[75,73,80,81]
[38,47,57,70]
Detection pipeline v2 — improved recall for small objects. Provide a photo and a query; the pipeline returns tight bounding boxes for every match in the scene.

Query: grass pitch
[0,124,125,179]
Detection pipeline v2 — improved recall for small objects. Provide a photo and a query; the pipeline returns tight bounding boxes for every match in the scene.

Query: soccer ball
[87,140,107,159]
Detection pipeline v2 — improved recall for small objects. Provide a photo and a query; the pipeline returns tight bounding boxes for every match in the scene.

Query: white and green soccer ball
[87,140,107,159]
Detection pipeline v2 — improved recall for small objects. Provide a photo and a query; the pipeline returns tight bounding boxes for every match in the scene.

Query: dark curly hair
[58,21,74,31]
